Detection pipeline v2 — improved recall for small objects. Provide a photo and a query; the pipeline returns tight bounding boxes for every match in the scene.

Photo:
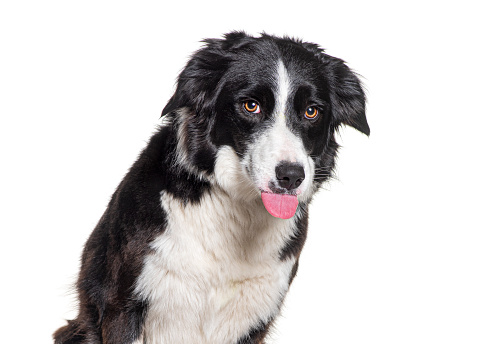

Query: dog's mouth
[260,192,298,219]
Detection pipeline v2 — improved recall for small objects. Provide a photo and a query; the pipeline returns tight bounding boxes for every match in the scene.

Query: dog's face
[162,32,369,218]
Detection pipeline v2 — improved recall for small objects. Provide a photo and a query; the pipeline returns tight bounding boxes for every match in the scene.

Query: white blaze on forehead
[275,60,291,120]
[271,60,299,161]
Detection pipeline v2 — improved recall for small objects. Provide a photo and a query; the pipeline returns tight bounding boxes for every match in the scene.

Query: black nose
[275,162,305,191]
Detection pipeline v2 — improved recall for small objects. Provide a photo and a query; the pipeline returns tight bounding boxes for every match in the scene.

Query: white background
[1,1,499,343]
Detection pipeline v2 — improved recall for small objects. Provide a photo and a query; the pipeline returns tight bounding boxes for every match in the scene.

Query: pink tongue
[261,192,299,219]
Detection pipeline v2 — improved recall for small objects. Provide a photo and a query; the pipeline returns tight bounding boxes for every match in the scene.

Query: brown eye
[305,106,318,119]
[243,101,261,114]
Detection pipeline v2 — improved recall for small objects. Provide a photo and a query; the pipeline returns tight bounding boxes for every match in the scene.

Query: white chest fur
[134,190,297,344]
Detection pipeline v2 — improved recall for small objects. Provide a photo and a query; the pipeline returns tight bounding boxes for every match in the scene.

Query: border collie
[54,31,369,344]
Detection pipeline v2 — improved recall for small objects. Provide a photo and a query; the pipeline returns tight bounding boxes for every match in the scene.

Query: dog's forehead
[230,39,322,79]
[229,58,322,104]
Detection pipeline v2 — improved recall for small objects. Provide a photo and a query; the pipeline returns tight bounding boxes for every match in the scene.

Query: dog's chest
[134,192,297,344]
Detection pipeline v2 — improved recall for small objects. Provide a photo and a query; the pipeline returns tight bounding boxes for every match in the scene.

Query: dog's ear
[161,32,252,117]
[161,46,230,117]
[327,57,370,136]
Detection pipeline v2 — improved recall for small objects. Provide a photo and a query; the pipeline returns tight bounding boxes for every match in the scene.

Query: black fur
[54,32,368,344]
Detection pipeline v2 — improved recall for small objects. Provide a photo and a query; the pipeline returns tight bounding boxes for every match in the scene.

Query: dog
[54,31,369,344]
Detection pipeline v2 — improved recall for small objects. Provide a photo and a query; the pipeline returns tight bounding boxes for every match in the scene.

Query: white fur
[275,60,291,121]
[134,182,297,343]
[212,146,260,203]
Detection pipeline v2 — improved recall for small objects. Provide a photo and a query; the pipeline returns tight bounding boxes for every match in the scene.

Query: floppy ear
[328,58,370,136]
[161,31,252,117]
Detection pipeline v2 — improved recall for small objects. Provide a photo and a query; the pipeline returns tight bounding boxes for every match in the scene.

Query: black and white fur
[54,32,369,344]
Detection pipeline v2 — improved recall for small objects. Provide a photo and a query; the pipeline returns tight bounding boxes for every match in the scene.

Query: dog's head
[162,32,369,218]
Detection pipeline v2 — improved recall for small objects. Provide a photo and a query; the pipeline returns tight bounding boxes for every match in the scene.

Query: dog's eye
[243,101,261,114]
[304,106,318,119]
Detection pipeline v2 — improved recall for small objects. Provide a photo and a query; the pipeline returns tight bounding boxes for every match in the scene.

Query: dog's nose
[275,162,305,190]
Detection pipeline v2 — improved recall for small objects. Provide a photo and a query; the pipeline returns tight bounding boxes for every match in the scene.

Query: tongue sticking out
[261,192,299,219]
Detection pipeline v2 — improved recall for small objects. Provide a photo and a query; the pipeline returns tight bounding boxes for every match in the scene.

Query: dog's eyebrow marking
[275,60,291,121]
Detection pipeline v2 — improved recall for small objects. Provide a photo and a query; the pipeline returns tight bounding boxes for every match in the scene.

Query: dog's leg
[54,288,146,344]
[100,305,145,344]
